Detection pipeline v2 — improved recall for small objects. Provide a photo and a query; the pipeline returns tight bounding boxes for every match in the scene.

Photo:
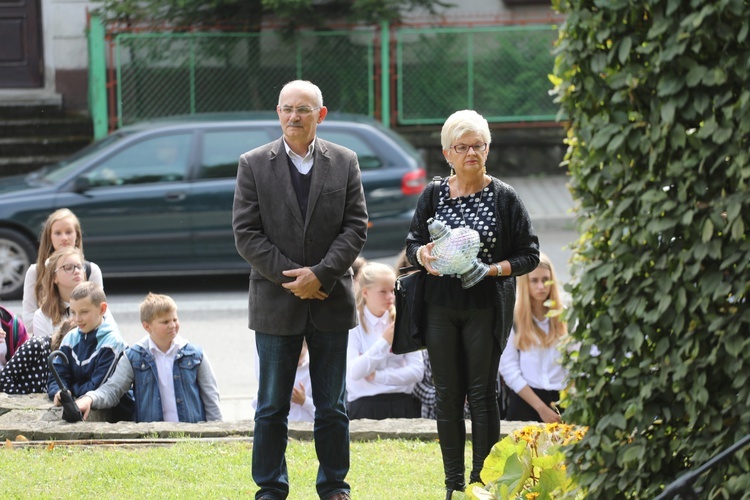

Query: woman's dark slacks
[424,303,500,491]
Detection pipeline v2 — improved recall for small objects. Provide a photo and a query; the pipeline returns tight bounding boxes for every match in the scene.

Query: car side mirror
[72,176,92,193]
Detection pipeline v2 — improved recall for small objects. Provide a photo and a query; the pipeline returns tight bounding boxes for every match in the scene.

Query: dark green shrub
[551,0,750,497]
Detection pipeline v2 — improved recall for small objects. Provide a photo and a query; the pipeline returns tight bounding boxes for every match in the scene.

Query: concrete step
[0,99,94,176]
[0,103,69,118]
[0,154,71,176]
[0,135,92,157]
[0,116,93,138]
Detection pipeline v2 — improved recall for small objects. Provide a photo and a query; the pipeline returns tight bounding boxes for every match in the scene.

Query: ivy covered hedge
[551,0,749,497]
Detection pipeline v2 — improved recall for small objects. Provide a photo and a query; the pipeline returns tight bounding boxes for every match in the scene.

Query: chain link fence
[101,23,557,128]
[396,25,559,124]
[114,30,375,126]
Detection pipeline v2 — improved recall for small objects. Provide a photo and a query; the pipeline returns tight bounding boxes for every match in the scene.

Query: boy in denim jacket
[77,293,222,422]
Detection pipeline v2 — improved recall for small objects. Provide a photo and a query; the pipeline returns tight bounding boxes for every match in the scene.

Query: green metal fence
[87,16,559,138]
[396,25,559,125]
[113,30,375,127]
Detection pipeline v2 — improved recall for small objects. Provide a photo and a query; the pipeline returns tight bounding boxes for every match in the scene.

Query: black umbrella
[48,350,83,423]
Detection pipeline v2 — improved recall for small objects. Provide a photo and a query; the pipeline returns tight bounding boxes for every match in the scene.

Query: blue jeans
[253,327,350,499]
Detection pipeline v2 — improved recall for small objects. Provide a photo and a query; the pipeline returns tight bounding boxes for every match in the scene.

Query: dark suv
[0,112,426,299]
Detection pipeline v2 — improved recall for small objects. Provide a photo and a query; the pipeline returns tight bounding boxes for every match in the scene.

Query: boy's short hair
[70,281,107,306]
[140,293,178,323]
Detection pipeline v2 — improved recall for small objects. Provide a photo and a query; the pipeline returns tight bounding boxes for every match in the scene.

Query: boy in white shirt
[77,293,222,423]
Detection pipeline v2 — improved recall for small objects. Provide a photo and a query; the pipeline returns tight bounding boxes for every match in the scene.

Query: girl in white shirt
[22,208,103,334]
[499,253,568,423]
[346,262,424,420]
[33,246,115,338]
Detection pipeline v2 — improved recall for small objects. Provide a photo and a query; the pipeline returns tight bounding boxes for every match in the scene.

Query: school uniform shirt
[251,349,315,422]
[148,336,186,422]
[346,307,424,402]
[288,352,315,422]
[499,317,568,395]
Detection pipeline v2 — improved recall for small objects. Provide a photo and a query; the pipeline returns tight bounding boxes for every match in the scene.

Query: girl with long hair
[499,252,568,423]
[346,262,424,419]
[22,208,103,334]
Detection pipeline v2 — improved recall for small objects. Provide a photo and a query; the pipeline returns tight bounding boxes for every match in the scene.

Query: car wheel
[0,229,36,300]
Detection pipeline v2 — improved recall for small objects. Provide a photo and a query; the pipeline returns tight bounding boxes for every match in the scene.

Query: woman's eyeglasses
[55,263,83,274]
[279,106,320,116]
[451,143,488,154]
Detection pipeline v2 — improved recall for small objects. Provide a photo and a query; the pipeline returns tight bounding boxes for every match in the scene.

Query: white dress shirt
[499,317,568,394]
[148,335,188,423]
[251,347,315,422]
[283,138,316,175]
[346,306,424,402]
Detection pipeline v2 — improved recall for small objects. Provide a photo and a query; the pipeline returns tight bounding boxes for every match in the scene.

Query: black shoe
[446,487,464,500]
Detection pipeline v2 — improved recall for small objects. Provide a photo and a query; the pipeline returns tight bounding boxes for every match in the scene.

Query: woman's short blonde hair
[440,109,492,152]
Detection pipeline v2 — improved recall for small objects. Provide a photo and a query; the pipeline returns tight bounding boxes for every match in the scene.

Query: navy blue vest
[287,153,313,221]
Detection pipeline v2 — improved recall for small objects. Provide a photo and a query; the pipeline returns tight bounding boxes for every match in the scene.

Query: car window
[84,134,192,187]
[317,131,383,170]
[40,131,134,184]
[199,129,271,179]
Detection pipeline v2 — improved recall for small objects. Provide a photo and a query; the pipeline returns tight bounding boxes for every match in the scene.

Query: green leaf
[660,101,676,124]
[620,444,645,464]
[618,36,632,64]
[657,74,684,97]
[685,64,706,87]
[731,218,745,241]
[713,127,733,144]
[724,335,745,357]
[703,66,727,86]
[702,218,714,243]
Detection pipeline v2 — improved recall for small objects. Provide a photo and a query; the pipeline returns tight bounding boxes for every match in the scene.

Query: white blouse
[346,306,424,402]
[499,317,568,394]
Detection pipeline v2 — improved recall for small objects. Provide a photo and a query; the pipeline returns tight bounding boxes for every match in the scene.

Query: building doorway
[0,0,43,87]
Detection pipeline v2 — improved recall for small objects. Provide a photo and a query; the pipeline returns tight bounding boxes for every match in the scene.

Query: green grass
[8,438,462,498]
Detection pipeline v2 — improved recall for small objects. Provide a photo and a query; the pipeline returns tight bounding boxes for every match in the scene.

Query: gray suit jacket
[232,137,368,335]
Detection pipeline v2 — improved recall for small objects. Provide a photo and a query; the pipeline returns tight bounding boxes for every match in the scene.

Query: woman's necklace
[457,186,485,232]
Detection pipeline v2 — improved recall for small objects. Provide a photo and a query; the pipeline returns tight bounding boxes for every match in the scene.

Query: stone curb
[1,393,534,442]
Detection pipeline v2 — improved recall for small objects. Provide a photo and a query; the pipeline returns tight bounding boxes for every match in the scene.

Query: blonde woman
[499,253,568,423]
[405,109,539,497]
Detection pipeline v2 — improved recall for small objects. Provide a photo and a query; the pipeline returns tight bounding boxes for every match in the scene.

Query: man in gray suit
[232,80,367,500]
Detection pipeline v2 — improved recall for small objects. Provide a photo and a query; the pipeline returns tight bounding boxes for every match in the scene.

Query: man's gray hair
[278,80,324,108]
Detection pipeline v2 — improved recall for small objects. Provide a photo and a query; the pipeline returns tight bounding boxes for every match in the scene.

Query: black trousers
[506,388,561,422]
[423,303,500,490]
[348,393,421,420]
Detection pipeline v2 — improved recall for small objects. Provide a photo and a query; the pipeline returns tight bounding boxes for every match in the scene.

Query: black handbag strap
[430,175,442,212]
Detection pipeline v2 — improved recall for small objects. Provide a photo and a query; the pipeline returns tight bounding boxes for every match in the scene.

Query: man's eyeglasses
[279,106,320,116]
[451,143,488,154]
[55,263,83,274]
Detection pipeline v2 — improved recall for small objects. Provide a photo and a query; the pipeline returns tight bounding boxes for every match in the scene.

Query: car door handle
[165,191,187,201]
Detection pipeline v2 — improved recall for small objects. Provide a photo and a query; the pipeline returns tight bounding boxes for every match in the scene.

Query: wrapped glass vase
[427,218,489,288]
